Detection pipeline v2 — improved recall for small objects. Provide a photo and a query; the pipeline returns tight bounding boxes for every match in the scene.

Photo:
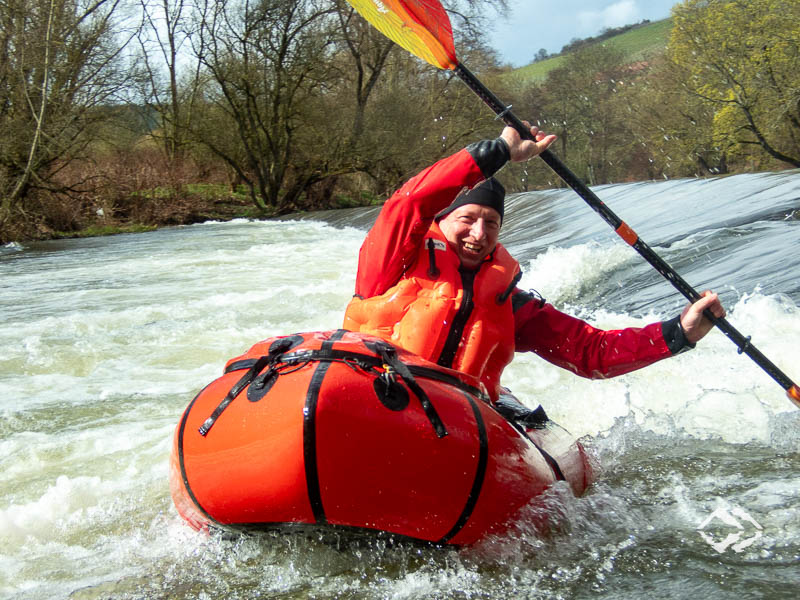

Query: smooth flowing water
[1,170,799,599]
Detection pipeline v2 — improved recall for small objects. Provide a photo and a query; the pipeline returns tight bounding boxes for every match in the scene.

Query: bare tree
[182,0,513,214]
[185,0,342,213]
[320,0,510,197]
[0,0,136,232]
[333,1,396,146]
[136,0,202,160]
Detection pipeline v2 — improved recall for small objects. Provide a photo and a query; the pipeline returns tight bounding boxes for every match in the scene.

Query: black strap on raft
[176,382,223,527]
[198,355,271,436]
[198,336,304,436]
[373,368,411,411]
[372,340,448,438]
[533,438,566,482]
[201,339,456,439]
[436,391,489,543]
[226,350,489,403]
[303,329,348,524]
[501,411,565,482]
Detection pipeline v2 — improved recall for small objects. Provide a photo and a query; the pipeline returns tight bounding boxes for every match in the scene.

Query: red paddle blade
[345,0,458,70]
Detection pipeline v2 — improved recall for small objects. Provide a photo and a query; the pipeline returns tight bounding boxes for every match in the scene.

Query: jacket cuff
[661,315,695,355]
[465,138,511,178]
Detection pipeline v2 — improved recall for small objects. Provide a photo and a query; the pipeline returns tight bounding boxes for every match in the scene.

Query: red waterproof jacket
[349,140,692,385]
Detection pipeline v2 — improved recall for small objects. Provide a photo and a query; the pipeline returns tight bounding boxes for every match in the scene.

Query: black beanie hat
[435,177,506,223]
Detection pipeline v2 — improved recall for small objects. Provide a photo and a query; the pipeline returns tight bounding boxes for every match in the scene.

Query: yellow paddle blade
[345,0,458,70]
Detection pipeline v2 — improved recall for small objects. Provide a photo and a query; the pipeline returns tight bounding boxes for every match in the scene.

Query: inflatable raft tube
[170,330,594,545]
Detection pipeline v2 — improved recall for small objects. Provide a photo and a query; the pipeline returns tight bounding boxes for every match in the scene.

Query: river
[1,170,799,599]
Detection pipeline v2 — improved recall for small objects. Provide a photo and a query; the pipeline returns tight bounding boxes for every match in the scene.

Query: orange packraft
[170,330,593,545]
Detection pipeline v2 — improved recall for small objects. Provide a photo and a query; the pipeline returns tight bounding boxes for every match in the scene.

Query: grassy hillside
[506,18,672,83]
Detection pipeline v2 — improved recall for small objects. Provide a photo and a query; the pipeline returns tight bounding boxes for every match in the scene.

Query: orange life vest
[343,222,520,401]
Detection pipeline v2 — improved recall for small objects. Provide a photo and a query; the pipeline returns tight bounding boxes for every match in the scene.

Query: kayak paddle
[342,0,800,408]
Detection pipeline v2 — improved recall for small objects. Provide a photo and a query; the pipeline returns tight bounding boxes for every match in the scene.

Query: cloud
[577,0,642,34]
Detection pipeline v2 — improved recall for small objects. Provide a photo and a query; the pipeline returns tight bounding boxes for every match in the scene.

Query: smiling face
[438,203,501,270]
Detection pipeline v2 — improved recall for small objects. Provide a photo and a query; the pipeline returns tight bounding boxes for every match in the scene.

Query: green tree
[669,0,800,168]
[628,54,728,178]
[525,44,633,185]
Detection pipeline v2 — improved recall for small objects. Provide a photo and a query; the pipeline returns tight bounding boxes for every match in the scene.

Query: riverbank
[57,195,258,240]
[3,182,383,243]
[2,189,261,244]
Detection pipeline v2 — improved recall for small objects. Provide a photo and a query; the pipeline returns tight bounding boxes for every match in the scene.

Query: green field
[506,18,673,84]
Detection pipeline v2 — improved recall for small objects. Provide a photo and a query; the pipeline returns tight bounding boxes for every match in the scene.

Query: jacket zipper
[437,267,476,368]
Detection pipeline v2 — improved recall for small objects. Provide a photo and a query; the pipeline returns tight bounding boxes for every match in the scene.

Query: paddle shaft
[455,63,799,402]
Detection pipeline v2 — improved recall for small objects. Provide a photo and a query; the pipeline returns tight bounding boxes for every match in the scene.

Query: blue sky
[491,0,679,66]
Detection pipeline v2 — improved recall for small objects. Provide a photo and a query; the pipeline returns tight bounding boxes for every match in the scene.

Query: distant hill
[505,18,673,83]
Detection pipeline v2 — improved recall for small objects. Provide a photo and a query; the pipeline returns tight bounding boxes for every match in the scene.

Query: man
[343,123,726,425]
